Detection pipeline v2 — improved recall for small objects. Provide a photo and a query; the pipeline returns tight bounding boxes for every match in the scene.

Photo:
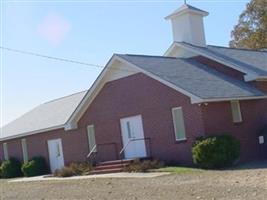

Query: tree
[229,0,267,50]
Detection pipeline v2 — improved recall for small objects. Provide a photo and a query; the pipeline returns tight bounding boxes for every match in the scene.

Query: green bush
[192,135,240,169]
[0,158,22,178]
[124,159,164,172]
[21,157,48,177]
[54,162,93,177]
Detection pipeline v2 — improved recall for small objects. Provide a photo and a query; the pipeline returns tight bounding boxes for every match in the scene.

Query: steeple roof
[165,4,209,20]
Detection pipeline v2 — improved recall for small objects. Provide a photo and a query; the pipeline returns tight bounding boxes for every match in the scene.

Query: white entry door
[47,138,65,172]
[120,115,147,159]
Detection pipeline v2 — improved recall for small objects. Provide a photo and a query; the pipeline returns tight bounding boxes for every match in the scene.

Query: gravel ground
[1,162,267,200]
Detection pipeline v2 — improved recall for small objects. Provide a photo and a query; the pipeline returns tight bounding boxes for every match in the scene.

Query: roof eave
[0,125,65,142]
[197,95,267,103]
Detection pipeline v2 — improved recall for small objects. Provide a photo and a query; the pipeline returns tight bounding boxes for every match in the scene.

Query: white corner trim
[64,122,78,131]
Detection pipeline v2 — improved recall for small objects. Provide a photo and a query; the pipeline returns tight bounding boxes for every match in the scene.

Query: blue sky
[1,0,250,127]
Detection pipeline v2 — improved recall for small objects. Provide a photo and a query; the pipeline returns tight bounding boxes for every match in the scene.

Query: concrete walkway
[9,172,170,183]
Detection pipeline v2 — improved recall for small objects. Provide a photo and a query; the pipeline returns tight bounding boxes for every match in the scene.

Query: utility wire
[0,46,136,73]
[0,46,231,83]
[0,46,104,69]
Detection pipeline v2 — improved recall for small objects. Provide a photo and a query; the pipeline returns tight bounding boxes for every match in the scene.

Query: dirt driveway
[1,162,267,200]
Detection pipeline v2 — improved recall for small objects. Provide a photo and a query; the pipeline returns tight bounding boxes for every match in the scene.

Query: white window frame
[172,107,187,141]
[21,139,29,163]
[230,101,242,123]
[3,143,9,160]
[87,125,97,153]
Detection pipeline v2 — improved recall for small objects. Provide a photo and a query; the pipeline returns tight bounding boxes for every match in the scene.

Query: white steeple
[165,4,209,47]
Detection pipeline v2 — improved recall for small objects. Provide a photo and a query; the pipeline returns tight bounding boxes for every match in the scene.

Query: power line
[0,46,138,73]
[0,46,235,83]
[0,46,104,69]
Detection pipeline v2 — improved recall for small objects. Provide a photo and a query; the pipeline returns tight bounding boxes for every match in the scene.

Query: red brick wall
[0,128,90,167]
[201,99,267,161]
[78,73,205,164]
[1,73,266,167]
[193,56,245,81]
[0,73,205,165]
[251,81,267,93]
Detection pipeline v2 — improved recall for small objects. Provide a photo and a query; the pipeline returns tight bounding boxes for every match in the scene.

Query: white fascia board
[65,55,119,128]
[164,43,177,57]
[165,9,208,20]
[173,43,260,80]
[0,125,65,142]
[199,95,267,103]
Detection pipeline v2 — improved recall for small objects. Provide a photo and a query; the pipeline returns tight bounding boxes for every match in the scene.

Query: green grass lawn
[153,166,203,174]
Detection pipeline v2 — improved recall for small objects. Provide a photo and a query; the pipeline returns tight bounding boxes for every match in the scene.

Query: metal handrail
[119,139,132,155]
[87,144,97,158]
[119,137,151,157]
[87,142,119,160]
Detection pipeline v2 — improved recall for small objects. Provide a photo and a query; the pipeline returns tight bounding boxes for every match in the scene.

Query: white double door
[47,138,65,173]
[120,115,147,159]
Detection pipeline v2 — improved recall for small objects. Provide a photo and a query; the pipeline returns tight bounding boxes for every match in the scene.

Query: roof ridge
[120,54,176,59]
[207,45,267,53]
[43,90,88,105]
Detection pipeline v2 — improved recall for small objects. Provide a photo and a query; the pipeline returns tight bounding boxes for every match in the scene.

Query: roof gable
[67,54,266,130]
[165,42,267,81]
[119,54,265,99]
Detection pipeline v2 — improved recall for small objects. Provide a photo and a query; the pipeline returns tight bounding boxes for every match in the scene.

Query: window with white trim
[3,143,9,160]
[21,139,28,163]
[230,101,242,123]
[172,107,186,141]
[87,125,97,152]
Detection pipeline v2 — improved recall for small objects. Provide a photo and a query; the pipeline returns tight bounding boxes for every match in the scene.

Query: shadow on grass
[228,160,267,170]
[153,160,267,173]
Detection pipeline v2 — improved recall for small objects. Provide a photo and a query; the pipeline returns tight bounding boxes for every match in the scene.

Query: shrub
[124,159,164,172]
[54,162,93,177]
[68,162,93,175]
[21,157,48,177]
[192,135,240,169]
[0,158,22,178]
[54,167,74,177]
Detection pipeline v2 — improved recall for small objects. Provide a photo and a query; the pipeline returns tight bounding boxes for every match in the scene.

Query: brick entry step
[90,159,133,175]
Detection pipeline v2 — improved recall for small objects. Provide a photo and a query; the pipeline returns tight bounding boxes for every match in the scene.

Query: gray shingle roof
[118,54,265,99]
[2,51,266,140]
[0,91,87,139]
[177,42,267,77]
